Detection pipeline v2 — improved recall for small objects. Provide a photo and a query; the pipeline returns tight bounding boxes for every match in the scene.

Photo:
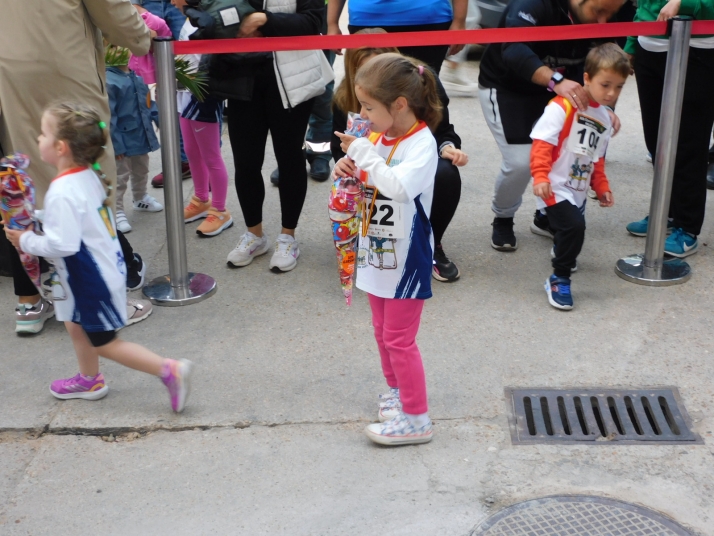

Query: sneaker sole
[664,245,698,258]
[432,266,460,282]
[133,206,164,213]
[174,359,193,413]
[16,308,56,334]
[269,250,300,273]
[530,222,554,238]
[226,243,271,268]
[365,427,434,446]
[184,211,209,223]
[544,279,573,311]
[491,240,517,252]
[125,307,153,327]
[50,384,109,401]
[197,219,234,238]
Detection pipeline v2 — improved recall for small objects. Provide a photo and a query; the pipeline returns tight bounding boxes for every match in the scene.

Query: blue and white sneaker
[626,215,674,237]
[365,413,433,446]
[545,275,573,310]
[664,228,698,258]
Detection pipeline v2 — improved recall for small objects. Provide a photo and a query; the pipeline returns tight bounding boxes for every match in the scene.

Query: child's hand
[335,132,357,154]
[333,157,357,179]
[598,191,614,207]
[533,182,553,201]
[441,146,469,166]
[4,228,28,249]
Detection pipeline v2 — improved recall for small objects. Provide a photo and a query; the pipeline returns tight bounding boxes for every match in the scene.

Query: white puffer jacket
[267,0,334,108]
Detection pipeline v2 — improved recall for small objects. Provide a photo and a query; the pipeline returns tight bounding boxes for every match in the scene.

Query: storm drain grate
[506,388,701,444]
[471,496,693,535]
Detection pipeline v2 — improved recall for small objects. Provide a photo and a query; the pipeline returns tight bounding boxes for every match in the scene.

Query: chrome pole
[616,17,692,286]
[143,37,217,305]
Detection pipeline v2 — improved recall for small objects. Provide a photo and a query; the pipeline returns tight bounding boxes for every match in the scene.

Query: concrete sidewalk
[1,66,713,535]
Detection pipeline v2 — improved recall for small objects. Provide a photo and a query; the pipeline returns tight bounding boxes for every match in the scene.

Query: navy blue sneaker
[544,275,573,310]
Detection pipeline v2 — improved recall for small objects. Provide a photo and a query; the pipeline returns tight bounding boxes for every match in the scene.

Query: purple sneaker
[161,359,193,412]
[50,373,109,400]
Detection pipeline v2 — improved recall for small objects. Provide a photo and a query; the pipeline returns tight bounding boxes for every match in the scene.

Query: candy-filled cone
[0,154,42,293]
[328,113,371,305]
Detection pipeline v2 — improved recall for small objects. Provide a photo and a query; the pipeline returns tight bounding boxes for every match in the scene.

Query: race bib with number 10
[566,113,608,160]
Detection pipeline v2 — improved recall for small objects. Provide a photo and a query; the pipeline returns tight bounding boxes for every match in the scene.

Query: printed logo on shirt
[116,251,127,277]
[518,11,537,24]
[566,158,593,191]
[98,206,117,240]
[368,237,398,270]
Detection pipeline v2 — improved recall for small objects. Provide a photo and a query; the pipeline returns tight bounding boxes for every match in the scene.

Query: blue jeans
[141,1,189,162]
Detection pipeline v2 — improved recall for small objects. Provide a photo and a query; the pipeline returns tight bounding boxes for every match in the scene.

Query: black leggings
[431,158,461,246]
[227,70,314,230]
[634,44,714,236]
[348,21,451,74]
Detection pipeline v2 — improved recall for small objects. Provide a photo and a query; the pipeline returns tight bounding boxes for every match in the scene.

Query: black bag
[184,0,264,40]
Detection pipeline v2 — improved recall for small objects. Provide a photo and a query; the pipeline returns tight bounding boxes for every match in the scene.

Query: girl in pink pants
[333,53,442,446]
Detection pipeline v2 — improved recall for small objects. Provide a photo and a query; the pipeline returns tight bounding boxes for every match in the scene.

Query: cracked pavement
[2,59,714,535]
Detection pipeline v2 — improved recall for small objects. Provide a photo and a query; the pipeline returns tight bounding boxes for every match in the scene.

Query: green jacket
[625,0,714,54]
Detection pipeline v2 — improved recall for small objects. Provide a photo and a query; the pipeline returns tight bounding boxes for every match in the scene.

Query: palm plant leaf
[175,58,208,103]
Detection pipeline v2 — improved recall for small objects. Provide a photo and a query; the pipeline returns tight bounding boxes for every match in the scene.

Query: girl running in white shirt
[334,53,441,446]
[5,102,193,412]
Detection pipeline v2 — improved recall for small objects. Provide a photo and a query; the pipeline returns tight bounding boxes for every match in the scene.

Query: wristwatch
[547,72,564,92]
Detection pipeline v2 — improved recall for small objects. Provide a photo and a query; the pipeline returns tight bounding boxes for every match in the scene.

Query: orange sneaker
[184,196,211,223]
[196,208,233,237]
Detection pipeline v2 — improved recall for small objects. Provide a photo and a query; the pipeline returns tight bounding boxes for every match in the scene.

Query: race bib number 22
[364,188,405,239]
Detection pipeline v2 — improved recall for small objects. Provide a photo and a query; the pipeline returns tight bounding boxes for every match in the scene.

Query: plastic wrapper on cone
[329,113,371,305]
[0,154,42,293]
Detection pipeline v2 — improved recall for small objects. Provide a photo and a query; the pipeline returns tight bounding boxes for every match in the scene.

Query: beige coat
[0,0,151,207]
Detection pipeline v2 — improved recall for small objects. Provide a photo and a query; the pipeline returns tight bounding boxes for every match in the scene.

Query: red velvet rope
[173,20,714,55]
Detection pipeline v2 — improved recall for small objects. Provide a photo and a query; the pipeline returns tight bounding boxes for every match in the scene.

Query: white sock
[18,299,41,309]
[404,412,430,428]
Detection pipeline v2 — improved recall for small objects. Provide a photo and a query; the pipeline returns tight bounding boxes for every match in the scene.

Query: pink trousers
[179,117,228,212]
[368,294,428,415]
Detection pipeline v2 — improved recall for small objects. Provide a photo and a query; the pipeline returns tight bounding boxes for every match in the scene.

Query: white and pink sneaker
[226,232,270,267]
[269,234,300,273]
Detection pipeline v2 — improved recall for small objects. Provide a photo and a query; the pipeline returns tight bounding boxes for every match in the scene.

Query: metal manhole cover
[471,496,693,535]
[505,387,701,444]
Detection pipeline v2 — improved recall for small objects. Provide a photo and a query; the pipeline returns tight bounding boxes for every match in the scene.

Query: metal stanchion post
[616,17,693,286]
[143,37,217,305]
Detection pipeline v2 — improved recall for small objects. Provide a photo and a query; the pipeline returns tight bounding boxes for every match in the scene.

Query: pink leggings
[179,117,228,212]
[368,294,428,415]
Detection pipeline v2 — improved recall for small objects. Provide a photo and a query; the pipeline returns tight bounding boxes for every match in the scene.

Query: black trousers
[431,157,462,246]
[545,201,585,278]
[634,44,714,236]
[227,70,314,230]
[348,21,451,75]
[9,229,136,297]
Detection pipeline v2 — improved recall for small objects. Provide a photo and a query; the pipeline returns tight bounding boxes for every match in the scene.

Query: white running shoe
[226,232,270,267]
[133,194,164,212]
[365,413,433,446]
[439,64,478,98]
[379,397,402,422]
[115,210,132,233]
[269,234,300,273]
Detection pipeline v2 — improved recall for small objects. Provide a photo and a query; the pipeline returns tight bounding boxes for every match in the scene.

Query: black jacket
[478,0,601,95]
[331,73,461,162]
[201,0,324,100]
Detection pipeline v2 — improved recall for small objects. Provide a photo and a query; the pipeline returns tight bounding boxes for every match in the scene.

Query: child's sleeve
[142,11,172,37]
[20,192,83,259]
[107,83,126,156]
[529,99,568,185]
[530,139,555,186]
[590,159,611,197]
[346,135,437,204]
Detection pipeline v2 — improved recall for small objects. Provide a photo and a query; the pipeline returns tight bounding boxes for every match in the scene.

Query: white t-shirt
[347,123,437,300]
[530,97,611,210]
[21,168,128,331]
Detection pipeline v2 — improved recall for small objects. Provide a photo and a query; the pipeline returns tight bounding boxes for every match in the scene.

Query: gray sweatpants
[478,87,533,219]
[116,154,149,213]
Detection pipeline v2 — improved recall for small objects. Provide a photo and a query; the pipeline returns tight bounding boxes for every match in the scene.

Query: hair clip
[98,121,107,129]
[418,65,424,76]
[92,162,102,171]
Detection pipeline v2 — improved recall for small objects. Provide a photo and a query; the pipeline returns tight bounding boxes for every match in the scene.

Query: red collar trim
[379,121,428,146]
[588,100,600,108]
[53,166,87,182]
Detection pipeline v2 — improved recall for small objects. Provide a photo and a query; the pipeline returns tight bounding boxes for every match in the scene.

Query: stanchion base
[143,272,217,306]
[615,254,691,286]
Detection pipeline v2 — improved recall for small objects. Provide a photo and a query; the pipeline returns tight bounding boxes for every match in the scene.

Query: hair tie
[92,162,102,172]
[418,65,424,76]
[98,121,106,129]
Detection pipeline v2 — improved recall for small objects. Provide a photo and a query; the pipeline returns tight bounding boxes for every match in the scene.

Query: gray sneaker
[15,298,55,334]
[124,298,153,327]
